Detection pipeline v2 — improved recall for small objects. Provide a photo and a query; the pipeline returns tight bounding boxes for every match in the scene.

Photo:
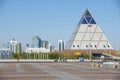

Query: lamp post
[88,24,92,61]
[90,45,92,61]
[18,53,19,63]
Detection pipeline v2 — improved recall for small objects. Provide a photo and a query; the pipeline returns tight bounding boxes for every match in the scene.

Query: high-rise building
[66,9,113,50]
[49,44,54,52]
[9,39,21,53]
[42,40,48,49]
[32,36,42,48]
[58,40,64,51]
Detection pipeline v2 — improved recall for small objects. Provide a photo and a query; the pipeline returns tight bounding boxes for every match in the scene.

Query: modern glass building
[58,40,64,51]
[32,36,42,48]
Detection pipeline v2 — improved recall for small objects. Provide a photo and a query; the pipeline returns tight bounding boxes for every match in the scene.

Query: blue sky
[0,0,120,50]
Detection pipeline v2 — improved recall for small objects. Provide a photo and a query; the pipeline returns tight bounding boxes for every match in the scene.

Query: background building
[58,40,64,51]
[32,36,42,48]
[9,39,21,53]
[25,47,50,53]
[25,37,50,59]
[0,48,12,59]
[42,40,48,49]
[25,48,49,59]
[49,44,54,52]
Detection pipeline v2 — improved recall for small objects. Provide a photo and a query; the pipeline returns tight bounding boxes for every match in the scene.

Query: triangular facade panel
[92,33,102,40]
[75,33,84,40]
[95,25,102,32]
[78,24,88,32]
[101,34,108,40]
[83,33,91,40]
[66,9,113,50]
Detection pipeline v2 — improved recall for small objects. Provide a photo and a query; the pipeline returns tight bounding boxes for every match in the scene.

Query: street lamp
[88,24,92,61]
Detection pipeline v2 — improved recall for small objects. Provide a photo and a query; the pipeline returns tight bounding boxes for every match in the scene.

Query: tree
[48,52,59,59]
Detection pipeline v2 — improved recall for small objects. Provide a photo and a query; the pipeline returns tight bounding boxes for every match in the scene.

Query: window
[90,18,96,24]
[108,45,110,47]
[88,24,92,27]
[90,45,92,47]
[73,45,75,47]
[85,16,91,23]
[95,45,97,47]
[86,45,88,47]
[82,18,87,24]
[77,45,79,47]
[103,45,105,47]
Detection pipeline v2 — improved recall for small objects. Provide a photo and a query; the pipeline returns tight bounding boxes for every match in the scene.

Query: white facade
[9,39,21,53]
[25,47,50,53]
[66,9,113,50]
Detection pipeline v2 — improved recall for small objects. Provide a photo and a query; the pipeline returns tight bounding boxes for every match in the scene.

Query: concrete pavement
[0,62,120,80]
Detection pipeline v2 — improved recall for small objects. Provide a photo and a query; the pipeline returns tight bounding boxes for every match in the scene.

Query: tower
[58,40,65,51]
[66,9,113,50]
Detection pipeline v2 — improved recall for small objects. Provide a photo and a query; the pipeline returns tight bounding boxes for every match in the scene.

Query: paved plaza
[0,62,120,80]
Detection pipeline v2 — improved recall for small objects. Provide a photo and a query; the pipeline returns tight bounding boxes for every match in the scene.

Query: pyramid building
[66,9,113,50]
